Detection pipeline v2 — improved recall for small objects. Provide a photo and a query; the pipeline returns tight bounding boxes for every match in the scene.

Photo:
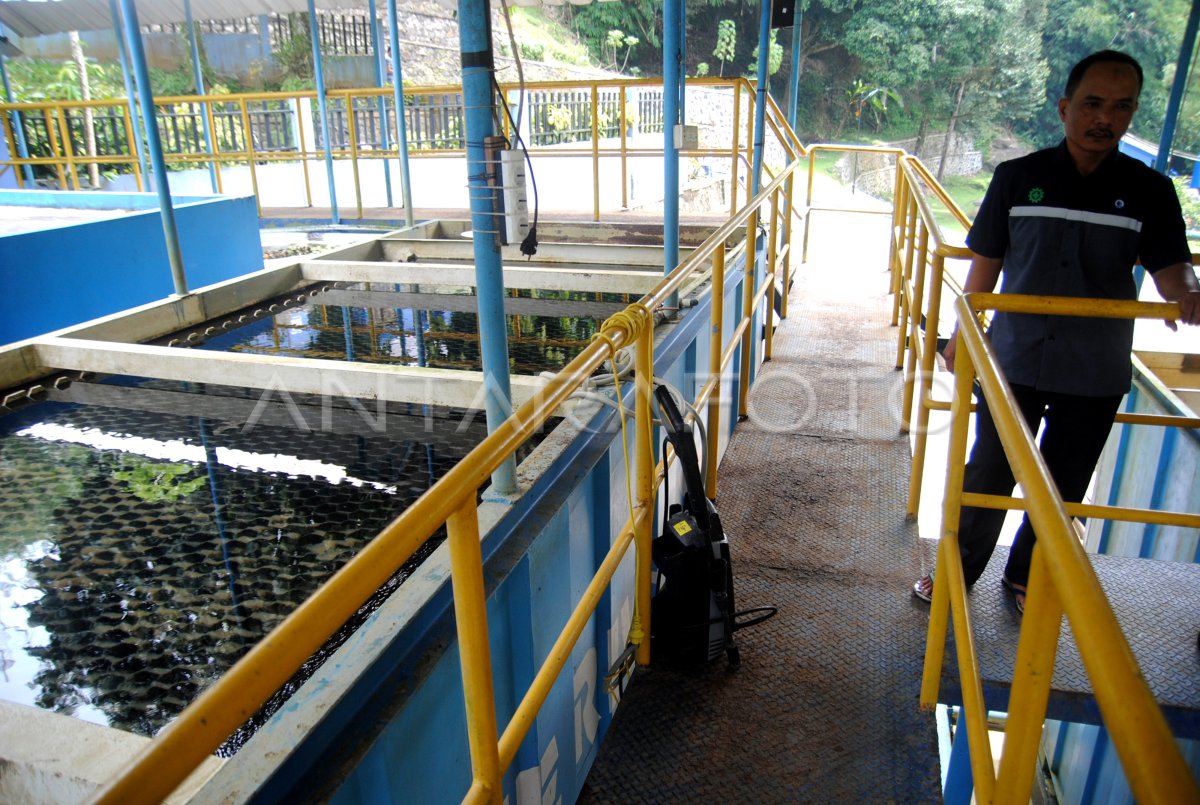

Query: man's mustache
[1087,128,1114,138]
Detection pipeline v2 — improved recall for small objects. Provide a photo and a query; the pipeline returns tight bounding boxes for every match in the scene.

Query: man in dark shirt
[913,50,1200,612]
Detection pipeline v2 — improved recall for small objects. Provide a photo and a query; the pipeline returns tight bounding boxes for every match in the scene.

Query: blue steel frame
[1157,0,1200,173]
[368,0,394,208]
[184,0,219,193]
[0,22,34,185]
[386,0,416,227]
[663,0,682,311]
[117,0,188,296]
[458,0,517,494]
[308,0,340,224]
[108,0,149,186]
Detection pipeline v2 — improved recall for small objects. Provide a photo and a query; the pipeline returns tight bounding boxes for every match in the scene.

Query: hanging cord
[497,0,526,134]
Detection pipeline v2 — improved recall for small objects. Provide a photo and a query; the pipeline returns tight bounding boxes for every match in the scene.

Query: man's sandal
[1001,574,1027,615]
[912,574,934,603]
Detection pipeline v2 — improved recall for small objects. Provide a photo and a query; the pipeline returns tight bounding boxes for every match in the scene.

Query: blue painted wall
[0,190,262,343]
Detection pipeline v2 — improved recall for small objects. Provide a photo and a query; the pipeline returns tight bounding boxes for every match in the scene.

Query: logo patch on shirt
[1028,187,1045,203]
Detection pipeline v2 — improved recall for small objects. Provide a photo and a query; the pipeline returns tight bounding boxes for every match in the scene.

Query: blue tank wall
[193,247,760,804]
[0,190,262,344]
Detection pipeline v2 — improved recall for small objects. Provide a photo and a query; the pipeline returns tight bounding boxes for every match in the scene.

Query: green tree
[747,29,783,78]
[713,18,737,77]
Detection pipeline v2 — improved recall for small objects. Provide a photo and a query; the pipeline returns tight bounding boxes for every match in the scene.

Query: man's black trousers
[956,383,1123,588]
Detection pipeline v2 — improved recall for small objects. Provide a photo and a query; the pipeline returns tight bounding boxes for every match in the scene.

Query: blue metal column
[787,3,803,133]
[307,0,340,224]
[678,5,687,123]
[118,0,188,295]
[942,713,974,804]
[368,0,394,207]
[1156,0,1200,173]
[386,0,415,227]
[663,0,682,310]
[0,23,34,185]
[458,0,517,494]
[184,0,219,193]
[751,0,771,197]
[108,0,149,187]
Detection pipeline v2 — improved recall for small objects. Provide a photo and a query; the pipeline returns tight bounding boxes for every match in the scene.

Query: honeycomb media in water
[0,378,550,752]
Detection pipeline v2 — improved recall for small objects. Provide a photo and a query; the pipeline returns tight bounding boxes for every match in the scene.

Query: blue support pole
[0,23,34,185]
[109,0,149,187]
[678,3,687,123]
[118,0,188,295]
[787,3,803,134]
[1156,0,1200,173]
[751,0,771,198]
[458,0,517,495]
[386,0,416,226]
[258,15,271,61]
[184,0,219,193]
[942,712,974,804]
[368,0,394,207]
[663,0,682,311]
[341,307,357,361]
[307,0,340,224]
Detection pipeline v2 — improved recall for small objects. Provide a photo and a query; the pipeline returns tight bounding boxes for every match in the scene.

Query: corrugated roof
[0,0,606,38]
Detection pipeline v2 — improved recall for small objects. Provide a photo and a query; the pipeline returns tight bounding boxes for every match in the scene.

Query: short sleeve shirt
[966,140,1190,396]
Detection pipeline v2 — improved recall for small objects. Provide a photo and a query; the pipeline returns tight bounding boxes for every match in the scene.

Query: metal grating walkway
[579,216,943,802]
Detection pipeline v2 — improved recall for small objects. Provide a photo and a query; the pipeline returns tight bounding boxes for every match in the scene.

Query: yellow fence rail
[1,77,793,223]
[890,156,1200,520]
[87,115,806,805]
[920,291,1199,803]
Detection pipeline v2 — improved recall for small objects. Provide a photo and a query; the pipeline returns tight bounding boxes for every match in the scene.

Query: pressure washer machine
[649,385,774,669]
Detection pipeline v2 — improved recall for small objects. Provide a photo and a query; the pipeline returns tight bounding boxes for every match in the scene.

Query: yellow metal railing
[1,77,791,222]
[890,157,1200,519]
[921,291,1200,803]
[89,127,805,805]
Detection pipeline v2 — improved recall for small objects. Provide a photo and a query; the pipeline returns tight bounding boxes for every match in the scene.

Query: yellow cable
[593,304,656,649]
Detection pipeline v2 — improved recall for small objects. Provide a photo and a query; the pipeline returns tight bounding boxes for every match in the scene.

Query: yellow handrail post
[120,104,142,192]
[995,547,1063,804]
[729,82,741,217]
[296,95,315,207]
[906,252,947,517]
[802,148,817,264]
[894,195,919,367]
[346,94,364,219]
[899,226,930,433]
[619,85,628,210]
[202,100,224,196]
[43,108,67,190]
[887,153,905,321]
[781,171,794,320]
[1,112,24,189]
[930,339,996,802]
[55,106,81,191]
[738,209,759,418]
[705,242,726,499]
[238,100,262,210]
[919,325,975,711]
[633,313,655,667]
[591,85,601,222]
[764,188,779,362]
[446,498,502,804]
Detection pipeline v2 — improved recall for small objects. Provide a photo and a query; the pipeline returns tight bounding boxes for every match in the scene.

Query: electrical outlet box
[674,124,699,150]
[500,149,529,246]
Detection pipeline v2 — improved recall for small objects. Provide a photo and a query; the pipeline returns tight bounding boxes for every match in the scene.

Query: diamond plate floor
[579,219,943,802]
